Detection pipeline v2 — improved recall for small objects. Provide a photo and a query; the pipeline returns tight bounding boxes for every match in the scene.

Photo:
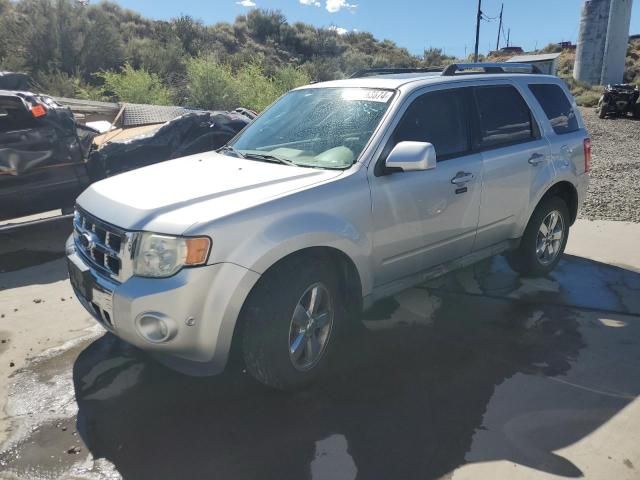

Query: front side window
[230,87,393,169]
[474,85,536,149]
[529,83,579,135]
[388,89,470,161]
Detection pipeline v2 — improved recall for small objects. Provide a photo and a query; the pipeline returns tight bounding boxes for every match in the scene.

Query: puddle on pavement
[433,254,640,315]
[0,287,586,480]
[2,253,639,479]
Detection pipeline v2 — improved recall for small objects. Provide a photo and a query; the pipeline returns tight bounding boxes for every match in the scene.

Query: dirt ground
[0,216,639,479]
[579,108,640,223]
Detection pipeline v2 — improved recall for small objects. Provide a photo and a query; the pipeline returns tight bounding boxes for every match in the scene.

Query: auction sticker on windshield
[341,89,394,103]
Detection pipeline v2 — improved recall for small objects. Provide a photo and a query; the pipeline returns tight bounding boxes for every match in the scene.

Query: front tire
[240,254,345,390]
[507,196,570,277]
[597,98,607,119]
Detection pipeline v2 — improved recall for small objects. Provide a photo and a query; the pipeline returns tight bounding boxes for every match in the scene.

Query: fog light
[135,313,177,343]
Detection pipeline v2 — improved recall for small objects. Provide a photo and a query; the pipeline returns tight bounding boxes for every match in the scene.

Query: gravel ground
[580,107,640,223]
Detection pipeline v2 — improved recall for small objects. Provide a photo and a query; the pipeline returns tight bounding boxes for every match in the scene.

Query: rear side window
[391,88,470,160]
[529,83,579,135]
[474,85,536,149]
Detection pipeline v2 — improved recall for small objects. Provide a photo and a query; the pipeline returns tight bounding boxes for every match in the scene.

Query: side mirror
[384,141,437,172]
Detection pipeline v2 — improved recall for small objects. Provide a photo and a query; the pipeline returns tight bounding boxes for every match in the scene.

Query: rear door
[472,82,554,250]
[528,82,588,179]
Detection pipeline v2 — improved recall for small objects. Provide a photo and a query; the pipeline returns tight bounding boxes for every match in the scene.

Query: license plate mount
[67,256,93,302]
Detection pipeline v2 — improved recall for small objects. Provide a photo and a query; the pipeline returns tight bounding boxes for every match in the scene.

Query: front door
[369,87,482,288]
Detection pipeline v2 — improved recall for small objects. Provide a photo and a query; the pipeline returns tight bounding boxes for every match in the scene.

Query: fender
[232,211,373,298]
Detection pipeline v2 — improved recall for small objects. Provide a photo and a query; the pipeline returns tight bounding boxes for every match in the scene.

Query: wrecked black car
[0,91,253,221]
[0,90,97,220]
[596,83,640,119]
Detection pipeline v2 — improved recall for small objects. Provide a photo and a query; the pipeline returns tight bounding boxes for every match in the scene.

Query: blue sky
[116,0,640,57]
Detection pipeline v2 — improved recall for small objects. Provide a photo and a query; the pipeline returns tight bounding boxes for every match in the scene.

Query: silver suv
[66,63,590,389]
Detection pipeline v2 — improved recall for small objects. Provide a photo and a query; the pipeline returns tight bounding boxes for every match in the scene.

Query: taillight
[583,138,592,173]
[30,104,47,118]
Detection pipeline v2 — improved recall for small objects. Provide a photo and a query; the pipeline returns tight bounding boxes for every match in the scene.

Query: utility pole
[495,3,503,51]
[507,28,511,47]
[474,0,482,62]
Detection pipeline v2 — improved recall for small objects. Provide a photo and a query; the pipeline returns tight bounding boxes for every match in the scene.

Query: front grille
[74,209,127,281]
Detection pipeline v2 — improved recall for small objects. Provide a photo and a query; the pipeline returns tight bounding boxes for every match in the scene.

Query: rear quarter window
[529,84,579,135]
[0,100,36,133]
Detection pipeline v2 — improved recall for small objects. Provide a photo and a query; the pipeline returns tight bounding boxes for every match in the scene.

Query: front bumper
[66,235,260,375]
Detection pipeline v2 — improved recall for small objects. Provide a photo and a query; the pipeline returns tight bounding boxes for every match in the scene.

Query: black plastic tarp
[0,91,97,176]
[0,91,98,219]
[89,110,254,178]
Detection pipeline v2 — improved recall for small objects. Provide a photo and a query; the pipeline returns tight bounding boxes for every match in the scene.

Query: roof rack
[442,62,542,76]
[349,67,444,78]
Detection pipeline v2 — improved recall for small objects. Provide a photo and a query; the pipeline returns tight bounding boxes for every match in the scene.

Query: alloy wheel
[536,210,564,265]
[288,283,334,371]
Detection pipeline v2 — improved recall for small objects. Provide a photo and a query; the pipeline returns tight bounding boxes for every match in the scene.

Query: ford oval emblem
[80,232,97,250]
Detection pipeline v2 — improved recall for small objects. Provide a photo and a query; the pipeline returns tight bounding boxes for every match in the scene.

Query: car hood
[77,151,343,234]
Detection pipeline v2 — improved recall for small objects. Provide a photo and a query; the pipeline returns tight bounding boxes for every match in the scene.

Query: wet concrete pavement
[0,218,639,479]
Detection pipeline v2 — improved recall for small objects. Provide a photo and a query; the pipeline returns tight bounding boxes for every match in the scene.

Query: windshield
[228,87,394,169]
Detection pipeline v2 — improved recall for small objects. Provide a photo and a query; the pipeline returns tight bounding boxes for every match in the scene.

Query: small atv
[596,83,640,119]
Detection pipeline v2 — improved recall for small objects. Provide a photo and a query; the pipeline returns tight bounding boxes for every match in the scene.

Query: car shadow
[0,216,72,287]
[71,254,640,480]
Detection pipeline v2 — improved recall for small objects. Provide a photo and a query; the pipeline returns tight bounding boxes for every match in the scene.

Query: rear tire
[240,254,345,391]
[507,196,570,277]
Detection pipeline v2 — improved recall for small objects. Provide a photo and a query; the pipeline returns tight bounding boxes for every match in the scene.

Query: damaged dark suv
[0,91,97,220]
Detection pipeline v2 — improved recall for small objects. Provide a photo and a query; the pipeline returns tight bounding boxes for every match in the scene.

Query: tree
[80,7,125,75]
[172,15,205,56]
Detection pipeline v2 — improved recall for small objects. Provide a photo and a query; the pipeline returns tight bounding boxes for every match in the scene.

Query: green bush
[273,64,311,95]
[186,57,310,111]
[235,62,279,111]
[575,91,601,107]
[98,64,172,105]
[185,57,240,110]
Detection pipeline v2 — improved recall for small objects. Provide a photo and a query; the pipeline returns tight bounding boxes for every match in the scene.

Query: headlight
[133,233,211,278]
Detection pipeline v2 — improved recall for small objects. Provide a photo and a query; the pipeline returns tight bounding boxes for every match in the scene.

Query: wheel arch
[263,246,364,316]
[540,181,579,225]
[528,180,579,229]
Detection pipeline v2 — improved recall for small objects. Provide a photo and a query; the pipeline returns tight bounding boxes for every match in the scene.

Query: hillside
[0,0,440,109]
[1,0,639,110]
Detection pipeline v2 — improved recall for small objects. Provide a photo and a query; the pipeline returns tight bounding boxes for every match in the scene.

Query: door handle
[451,171,474,185]
[528,152,545,166]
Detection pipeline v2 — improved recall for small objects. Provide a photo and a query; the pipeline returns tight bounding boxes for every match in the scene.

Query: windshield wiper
[241,152,298,167]
[218,145,246,158]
